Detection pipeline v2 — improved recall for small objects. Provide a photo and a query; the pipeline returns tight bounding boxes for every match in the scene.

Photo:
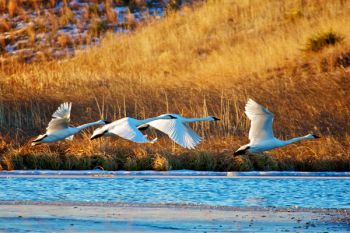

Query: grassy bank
[0,0,350,171]
[1,137,350,171]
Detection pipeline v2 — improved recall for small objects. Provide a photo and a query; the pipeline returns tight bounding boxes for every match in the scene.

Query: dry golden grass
[0,0,155,63]
[0,0,350,170]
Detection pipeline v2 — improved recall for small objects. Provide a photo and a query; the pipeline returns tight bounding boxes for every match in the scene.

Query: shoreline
[2,174,350,179]
[1,170,350,179]
[0,201,349,232]
[1,200,350,213]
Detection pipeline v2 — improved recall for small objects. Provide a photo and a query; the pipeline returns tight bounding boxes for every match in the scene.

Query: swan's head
[210,116,220,121]
[90,127,108,140]
[306,134,321,139]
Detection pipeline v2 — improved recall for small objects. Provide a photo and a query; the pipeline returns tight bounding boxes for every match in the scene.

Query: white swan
[32,102,109,146]
[145,114,220,149]
[90,114,177,143]
[234,99,320,155]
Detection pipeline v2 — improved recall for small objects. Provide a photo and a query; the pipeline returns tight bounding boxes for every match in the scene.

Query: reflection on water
[1,170,350,177]
[1,173,349,208]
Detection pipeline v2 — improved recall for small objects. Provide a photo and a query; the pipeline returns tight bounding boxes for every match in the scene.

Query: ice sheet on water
[0,170,350,177]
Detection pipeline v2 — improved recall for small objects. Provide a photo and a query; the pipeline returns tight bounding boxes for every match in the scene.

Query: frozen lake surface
[1,170,349,208]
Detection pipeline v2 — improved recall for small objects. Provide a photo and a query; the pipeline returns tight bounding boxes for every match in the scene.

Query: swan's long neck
[185,117,213,123]
[283,135,312,146]
[76,121,104,131]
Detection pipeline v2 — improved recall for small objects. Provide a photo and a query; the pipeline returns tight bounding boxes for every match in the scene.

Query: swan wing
[108,118,150,143]
[52,102,72,119]
[148,119,202,149]
[46,118,70,133]
[245,99,274,144]
[46,102,72,134]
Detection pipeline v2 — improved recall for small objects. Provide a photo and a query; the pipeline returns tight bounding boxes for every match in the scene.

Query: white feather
[107,118,151,143]
[245,99,274,144]
[90,115,175,144]
[46,102,72,134]
[147,114,215,149]
[32,102,107,145]
[235,99,319,154]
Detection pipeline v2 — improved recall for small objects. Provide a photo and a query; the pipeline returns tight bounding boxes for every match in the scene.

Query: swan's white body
[147,114,219,149]
[234,99,319,155]
[32,102,108,146]
[90,115,177,143]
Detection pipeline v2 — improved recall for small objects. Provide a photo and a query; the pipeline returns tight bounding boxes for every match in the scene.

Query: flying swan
[144,114,220,149]
[90,114,177,143]
[32,102,109,146]
[234,99,320,155]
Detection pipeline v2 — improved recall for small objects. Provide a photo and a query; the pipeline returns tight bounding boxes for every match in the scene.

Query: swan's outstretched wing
[107,118,151,143]
[52,102,71,119]
[245,99,274,144]
[46,102,72,134]
[148,119,202,149]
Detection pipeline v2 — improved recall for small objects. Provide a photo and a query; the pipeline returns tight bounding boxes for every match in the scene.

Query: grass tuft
[248,154,279,171]
[153,154,170,171]
[305,30,344,52]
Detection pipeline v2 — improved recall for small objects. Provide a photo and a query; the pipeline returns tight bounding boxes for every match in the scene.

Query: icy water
[1,170,350,208]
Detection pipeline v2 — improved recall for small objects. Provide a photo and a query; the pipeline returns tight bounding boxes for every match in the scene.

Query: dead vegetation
[0,0,188,63]
[0,0,350,171]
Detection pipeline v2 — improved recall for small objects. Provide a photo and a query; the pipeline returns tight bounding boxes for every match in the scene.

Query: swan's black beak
[137,124,150,131]
[103,120,111,124]
[169,115,177,119]
[234,150,245,156]
[312,134,321,139]
[212,116,220,121]
[91,133,104,140]
[234,146,250,156]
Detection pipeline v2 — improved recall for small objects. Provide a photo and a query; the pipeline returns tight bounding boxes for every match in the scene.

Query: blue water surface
[0,171,349,208]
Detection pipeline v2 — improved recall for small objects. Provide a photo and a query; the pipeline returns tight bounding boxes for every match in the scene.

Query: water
[1,170,349,208]
[2,169,350,177]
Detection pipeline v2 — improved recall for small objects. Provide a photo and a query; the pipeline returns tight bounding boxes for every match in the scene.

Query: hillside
[0,0,183,63]
[0,0,350,171]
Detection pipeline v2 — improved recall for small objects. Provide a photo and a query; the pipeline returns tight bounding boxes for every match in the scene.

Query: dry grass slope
[0,0,350,171]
